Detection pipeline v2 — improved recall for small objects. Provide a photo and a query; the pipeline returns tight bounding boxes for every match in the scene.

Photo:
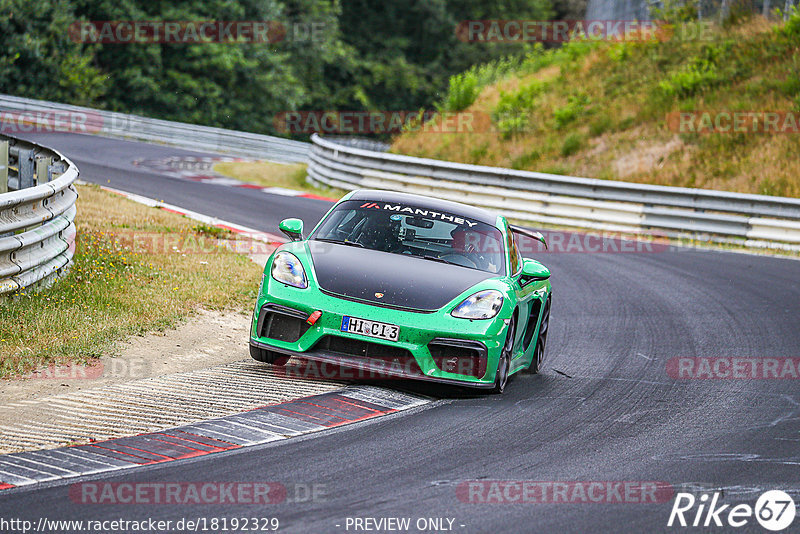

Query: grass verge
[0,184,263,379]
[213,160,345,199]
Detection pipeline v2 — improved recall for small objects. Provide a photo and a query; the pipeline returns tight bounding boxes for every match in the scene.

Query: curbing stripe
[0,386,428,490]
[159,430,238,450]
[50,448,138,470]
[337,386,431,410]
[0,456,76,477]
[145,434,225,453]
[0,460,62,482]
[25,451,106,476]
[80,445,153,464]
[0,469,35,486]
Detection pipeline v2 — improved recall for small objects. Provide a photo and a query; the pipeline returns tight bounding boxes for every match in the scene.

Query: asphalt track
[2,132,799,533]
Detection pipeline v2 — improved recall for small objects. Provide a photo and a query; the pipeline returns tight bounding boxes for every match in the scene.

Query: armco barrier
[3,95,799,247]
[0,135,78,294]
[0,94,309,163]
[307,134,800,246]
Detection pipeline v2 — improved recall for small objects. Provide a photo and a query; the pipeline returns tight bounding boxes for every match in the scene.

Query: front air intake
[429,338,488,379]
[258,304,311,343]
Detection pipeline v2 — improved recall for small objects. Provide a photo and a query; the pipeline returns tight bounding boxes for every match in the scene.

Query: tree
[0,0,107,105]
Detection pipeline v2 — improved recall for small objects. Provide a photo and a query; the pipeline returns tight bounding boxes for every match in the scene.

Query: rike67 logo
[668,490,796,531]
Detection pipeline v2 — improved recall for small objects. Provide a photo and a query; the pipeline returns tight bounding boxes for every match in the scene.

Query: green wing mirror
[521,258,550,281]
[279,218,304,241]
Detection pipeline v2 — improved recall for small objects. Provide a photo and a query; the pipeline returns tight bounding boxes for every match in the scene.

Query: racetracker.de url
[0,516,280,533]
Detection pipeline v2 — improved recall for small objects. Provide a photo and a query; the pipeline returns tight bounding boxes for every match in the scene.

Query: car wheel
[492,316,515,394]
[530,297,551,374]
[249,345,289,366]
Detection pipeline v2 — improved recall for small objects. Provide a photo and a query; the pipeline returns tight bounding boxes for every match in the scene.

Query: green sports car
[249,190,552,393]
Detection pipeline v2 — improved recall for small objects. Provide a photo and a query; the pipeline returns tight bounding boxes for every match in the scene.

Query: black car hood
[308,241,494,311]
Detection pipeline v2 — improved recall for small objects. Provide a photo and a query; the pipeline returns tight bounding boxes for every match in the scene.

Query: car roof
[346,189,501,227]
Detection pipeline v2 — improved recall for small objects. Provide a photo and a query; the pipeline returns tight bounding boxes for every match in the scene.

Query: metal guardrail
[3,95,799,247]
[307,134,800,246]
[0,94,309,164]
[0,135,78,294]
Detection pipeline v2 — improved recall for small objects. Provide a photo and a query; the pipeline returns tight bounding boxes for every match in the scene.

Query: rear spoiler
[510,225,547,250]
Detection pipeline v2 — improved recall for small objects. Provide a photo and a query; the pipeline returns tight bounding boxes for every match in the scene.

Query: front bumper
[249,287,509,389]
[249,338,495,389]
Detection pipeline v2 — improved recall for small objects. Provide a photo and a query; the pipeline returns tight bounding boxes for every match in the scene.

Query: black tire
[529,297,551,374]
[249,344,289,366]
[492,316,515,394]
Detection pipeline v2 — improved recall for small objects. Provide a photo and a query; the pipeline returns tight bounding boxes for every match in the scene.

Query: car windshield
[312,200,506,275]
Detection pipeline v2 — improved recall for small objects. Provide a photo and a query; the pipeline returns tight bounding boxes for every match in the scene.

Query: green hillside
[392,13,800,197]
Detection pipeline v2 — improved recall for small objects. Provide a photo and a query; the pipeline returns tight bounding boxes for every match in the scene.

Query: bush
[511,150,540,170]
[493,80,547,138]
[561,133,583,156]
[659,61,720,97]
[589,114,613,136]
[440,71,479,112]
[495,113,529,139]
[607,43,631,64]
[469,142,489,163]
[659,41,737,98]
[780,10,800,41]
[437,57,523,112]
[650,0,700,23]
[553,93,591,129]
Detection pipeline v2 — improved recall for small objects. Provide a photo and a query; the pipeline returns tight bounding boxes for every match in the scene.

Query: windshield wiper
[419,255,459,266]
[314,238,364,248]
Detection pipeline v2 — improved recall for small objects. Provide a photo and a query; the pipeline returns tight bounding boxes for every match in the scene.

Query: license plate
[341,316,400,342]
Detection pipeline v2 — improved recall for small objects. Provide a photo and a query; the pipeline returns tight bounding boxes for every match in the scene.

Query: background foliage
[0,0,557,136]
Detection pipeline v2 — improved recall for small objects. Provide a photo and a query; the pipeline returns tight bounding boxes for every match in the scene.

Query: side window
[506,226,521,274]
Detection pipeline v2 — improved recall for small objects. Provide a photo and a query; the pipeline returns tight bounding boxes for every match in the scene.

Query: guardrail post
[48,161,66,181]
[0,140,7,193]
[18,148,34,189]
[35,155,52,183]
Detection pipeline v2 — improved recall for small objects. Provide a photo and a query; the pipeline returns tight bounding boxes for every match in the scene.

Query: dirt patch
[613,136,687,178]
[0,308,251,405]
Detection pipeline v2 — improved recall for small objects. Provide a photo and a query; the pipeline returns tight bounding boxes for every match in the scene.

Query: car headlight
[271,252,308,288]
[451,290,504,320]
